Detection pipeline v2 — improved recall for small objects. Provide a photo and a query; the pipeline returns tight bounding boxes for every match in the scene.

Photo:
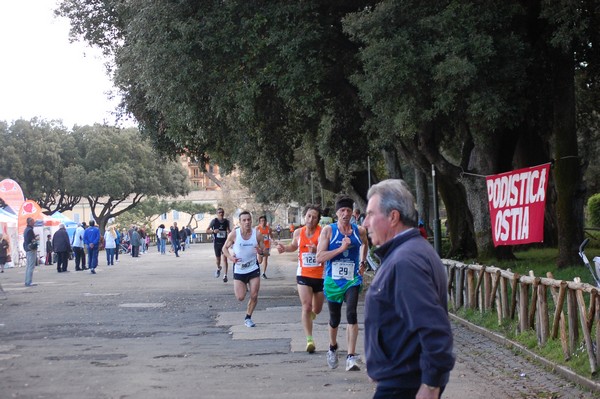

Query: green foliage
[57,0,600,262]
[0,119,82,213]
[57,0,373,205]
[588,193,600,228]
[66,124,190,232]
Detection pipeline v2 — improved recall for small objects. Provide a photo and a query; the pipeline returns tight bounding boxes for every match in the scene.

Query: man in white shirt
[72,222,87,271]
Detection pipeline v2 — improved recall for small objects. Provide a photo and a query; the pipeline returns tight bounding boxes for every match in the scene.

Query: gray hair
[59,223,66,229]
[367,179,418,227]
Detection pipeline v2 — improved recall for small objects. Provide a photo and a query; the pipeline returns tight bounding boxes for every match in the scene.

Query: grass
[473,246,598,285]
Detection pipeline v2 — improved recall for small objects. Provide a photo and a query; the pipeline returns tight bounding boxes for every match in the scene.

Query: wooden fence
[443,260,600,375]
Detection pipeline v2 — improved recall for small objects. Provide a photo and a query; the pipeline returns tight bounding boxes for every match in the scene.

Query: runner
[256,215,272,279]
[276,204,324,354]
[316,196,368,372]
[207,208,231,282]
[222,211,265,328]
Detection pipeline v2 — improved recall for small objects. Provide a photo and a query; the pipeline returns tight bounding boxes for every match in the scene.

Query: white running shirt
[233,228,260,275]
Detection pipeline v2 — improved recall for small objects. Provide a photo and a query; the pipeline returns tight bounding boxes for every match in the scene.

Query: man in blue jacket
[83,220,100,274]
[363,179,455,399]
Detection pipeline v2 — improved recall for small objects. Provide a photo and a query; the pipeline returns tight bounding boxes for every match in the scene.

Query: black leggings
[328,285,360,328]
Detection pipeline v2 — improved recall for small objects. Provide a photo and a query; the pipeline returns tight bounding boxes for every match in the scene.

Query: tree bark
[551,47,584,267]
[414,167,430,230]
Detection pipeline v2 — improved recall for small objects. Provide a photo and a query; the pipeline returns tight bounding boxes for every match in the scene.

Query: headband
[335,198,354,211]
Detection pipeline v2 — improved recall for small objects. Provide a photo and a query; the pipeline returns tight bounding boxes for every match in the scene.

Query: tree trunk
[414,167,430,230]
[383,147,403,179]
[552,48,584,267]
[438,177,478,258]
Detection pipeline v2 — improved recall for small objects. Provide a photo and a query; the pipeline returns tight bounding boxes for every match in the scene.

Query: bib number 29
[332,261,354,280]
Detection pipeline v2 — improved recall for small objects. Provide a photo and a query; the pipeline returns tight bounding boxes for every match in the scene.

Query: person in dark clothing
[179,226,187,251]
[130,227,141,258]
[0,233,9,273]
[207,208,231,281]
[45,234,53,265]
[170,222,181,257]
[363,179,455,399]
[52,224,72,273]
[23,217,37,286]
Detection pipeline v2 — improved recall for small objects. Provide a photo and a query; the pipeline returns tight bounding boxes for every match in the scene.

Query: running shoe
[223,275,228,283]
[306,340,316,354]
[310,311,317,320]
[215,268,221,278]
[244,318,256,328]
[262,273,267,279]
[345,355,360,371]
[327,349,338,369]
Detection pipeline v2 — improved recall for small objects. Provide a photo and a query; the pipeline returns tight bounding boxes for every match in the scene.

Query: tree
[114,196,172,231]
[0,119,82,214]
[171,201,216,230]
[344,0,597,264]
[58,0,600,264]
[344,1,531,258]
[56,0,376,207]
[64,125,190,233]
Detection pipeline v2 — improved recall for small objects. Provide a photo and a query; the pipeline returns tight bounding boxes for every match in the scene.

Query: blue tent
[51,211,78,241]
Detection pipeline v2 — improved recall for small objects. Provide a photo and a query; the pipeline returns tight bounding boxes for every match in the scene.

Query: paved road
[0,243,597,398]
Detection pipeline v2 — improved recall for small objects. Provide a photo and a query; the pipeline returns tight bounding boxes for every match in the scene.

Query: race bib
[302,252,318,267]
[263,235,270,242]
[216,231,226,238]
[332,261,355,280]
[240,260,254,269]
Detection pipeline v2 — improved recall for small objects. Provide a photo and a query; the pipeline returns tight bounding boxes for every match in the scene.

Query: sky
[0,0,135,128]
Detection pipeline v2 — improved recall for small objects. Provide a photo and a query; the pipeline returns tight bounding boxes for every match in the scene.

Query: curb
[449,313,600,393]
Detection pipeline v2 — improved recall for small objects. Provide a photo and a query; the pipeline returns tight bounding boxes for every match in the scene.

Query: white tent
[0,209,18,267]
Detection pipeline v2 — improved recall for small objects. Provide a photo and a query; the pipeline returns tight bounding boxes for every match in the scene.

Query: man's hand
[276,242,285,254]
[416,384,439,399]
[340,235,351,250]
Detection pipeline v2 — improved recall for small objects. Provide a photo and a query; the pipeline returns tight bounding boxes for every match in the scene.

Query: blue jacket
[365,228,455,388]
[83,226,100,246]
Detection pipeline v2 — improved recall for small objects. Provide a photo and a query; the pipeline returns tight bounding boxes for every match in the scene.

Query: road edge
[449,313,600,393]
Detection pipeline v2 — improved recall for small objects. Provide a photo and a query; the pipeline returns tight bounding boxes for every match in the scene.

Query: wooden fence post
[510,273,519,320]
[567,289,579,353]
[456,267,464,309]
[467,269,476,309]
[490,270,501,324]
[483,268,492,311]
[596,295,600,367]
[528,273,540,330]
[447,265,456,311]
[519,281,529,332]
[547,274,570,360]
[575,283,597,374]
[537,283,549,345]
[500,275,509,319]
[587,290,597,332]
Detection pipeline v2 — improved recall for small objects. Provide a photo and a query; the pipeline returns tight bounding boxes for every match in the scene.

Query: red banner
[486,164,550,246]
[18,199,44,235]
